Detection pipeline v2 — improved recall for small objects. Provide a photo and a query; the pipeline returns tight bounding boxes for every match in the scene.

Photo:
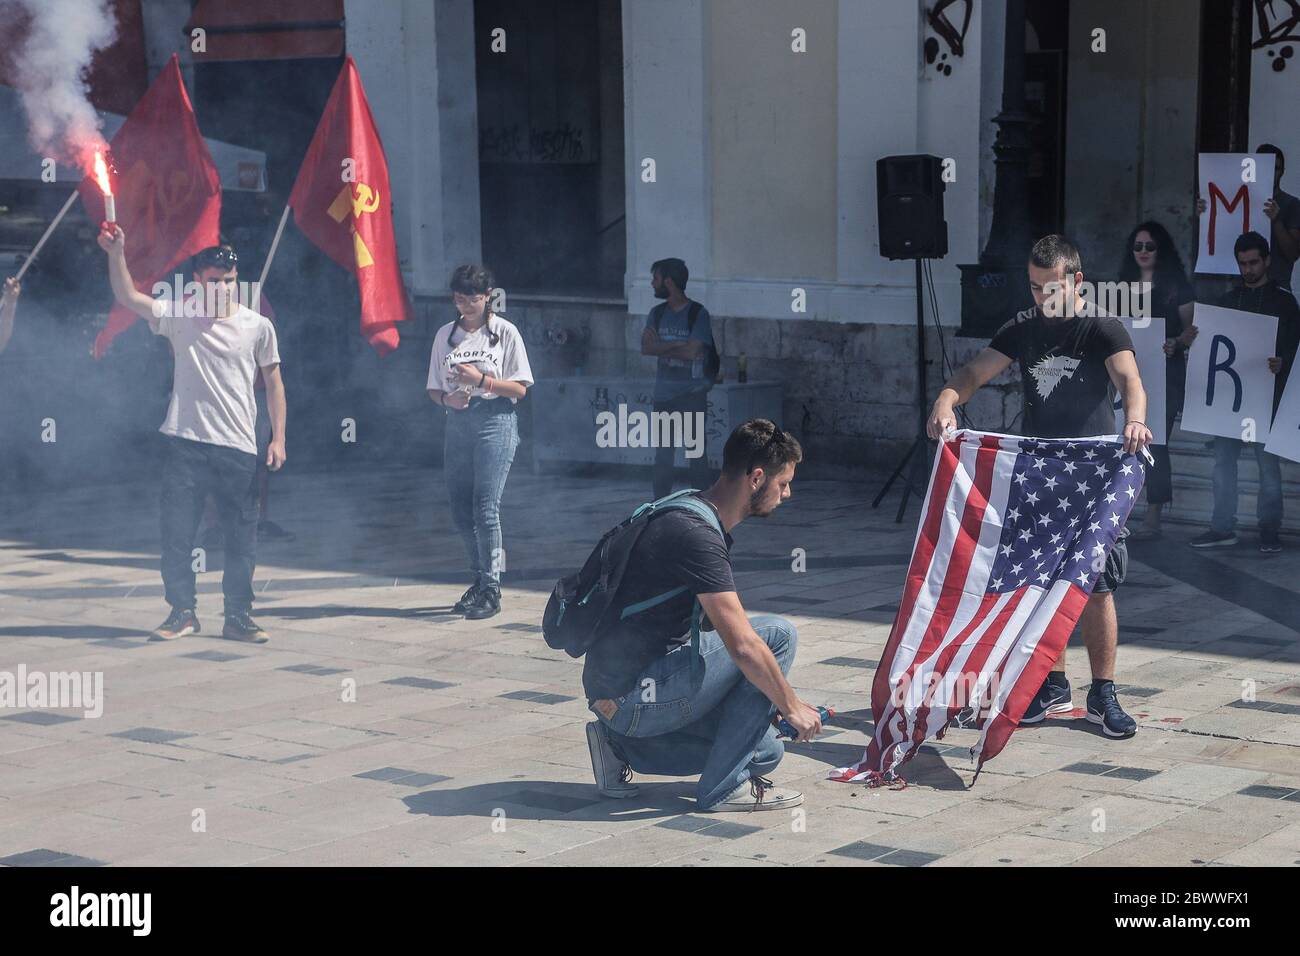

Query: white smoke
[8,0,118,167]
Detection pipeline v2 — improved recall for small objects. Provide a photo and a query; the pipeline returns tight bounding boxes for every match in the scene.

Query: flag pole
[14,190,79,282]
[252,204,291,312]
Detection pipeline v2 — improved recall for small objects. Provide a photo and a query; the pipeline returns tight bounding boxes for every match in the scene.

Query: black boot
[463,584,501,620]
[453,582,482,613]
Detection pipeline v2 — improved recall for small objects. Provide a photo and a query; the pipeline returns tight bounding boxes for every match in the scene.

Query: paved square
[1,467,1298,866]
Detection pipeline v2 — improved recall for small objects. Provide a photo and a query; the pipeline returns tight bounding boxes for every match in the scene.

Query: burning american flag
[831,429,1147,785]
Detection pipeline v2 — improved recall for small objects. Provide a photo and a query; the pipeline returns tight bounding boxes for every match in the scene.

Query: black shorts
[1091,530,1128,595]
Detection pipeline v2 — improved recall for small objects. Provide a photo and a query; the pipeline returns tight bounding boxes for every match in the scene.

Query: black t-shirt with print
[989,307,1135,438]
[582,497,735,701]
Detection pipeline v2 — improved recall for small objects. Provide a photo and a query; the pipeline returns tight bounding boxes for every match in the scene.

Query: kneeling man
[584,419,824,811]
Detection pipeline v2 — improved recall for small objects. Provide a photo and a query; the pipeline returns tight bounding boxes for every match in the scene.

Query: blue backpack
[542,490,723,659]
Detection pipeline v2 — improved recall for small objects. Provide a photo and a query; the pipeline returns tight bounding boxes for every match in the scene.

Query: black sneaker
[1190,529,1238,549]
[1260,531,1283,554]
[452,582,482,614]
[222,611,270,643]
[151,607,199,641]
[1019,674,1073,724]
[463,585,501,620]
[1086,681,1137,738]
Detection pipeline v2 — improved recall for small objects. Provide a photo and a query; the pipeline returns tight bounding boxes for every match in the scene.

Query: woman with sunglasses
[426,265,534,620]
[1118,221,1196,540]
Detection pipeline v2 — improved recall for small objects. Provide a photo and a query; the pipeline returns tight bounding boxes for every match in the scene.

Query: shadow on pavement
[402,780,697,822]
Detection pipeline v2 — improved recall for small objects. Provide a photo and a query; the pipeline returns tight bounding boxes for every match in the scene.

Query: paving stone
[0,848,105,866]
[1,712,79,726]
[1237,784,1300,800]
[109,727,195,744]
[181,650,248,662]
[828,840,896,861]
[383,677,457,691]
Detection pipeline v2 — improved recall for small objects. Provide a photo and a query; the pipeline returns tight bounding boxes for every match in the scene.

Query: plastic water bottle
[774,706,834,739]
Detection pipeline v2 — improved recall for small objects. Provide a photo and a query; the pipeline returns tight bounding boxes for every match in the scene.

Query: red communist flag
[288,56,412,354]
[80,54,222,358]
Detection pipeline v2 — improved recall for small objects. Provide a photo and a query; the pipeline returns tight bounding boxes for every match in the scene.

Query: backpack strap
[628,487,698,523]
[656,493,723,538]
[620,490,724,663]
[685,301,702,333]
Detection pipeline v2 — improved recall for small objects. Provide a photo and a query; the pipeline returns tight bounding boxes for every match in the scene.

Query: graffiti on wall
[1253,0,1300,71]
[480,122,595,163]
[924,0,973,77]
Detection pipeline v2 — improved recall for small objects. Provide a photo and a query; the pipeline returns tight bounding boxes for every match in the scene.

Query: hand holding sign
[1181,304,1279,443]
[1196,153,1276,275]
[1112,319,1168,445]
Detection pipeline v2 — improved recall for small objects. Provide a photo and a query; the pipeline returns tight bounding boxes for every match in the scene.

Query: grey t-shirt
[156,302,280,456]
[1270,189,1300,291]
[646,301,713,402]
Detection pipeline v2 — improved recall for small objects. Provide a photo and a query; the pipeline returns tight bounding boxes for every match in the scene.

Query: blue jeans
[591,614,797,809]
[159,437,259,616]
[1211,437,1283,534]
[443,399,519,587]
[652,390,712,500]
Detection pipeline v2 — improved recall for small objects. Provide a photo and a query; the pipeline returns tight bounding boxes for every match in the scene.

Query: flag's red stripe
[868,436,963,717]
[864,436,964,769]
[943,586,1030,714]
[912,585,1031,755]
[906,590,1003,756]
[978,585,1090,766]
[871,435,1002,771]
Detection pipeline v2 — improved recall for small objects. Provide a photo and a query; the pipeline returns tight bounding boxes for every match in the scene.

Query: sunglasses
[1133,242,1157,253]
[196,247,238,269]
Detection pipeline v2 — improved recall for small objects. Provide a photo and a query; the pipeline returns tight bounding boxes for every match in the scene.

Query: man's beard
[749,478,776,517]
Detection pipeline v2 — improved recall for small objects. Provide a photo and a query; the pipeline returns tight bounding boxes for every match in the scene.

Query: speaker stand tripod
[872,258,935,523]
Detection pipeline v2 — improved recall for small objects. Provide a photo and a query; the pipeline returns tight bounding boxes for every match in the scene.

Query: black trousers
[651,390,713,500]
[160,436,259,615]
[1144,364,1184,507]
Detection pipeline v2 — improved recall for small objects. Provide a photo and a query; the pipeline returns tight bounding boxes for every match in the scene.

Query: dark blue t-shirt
[582,496,734,700]
[646,301,713,401]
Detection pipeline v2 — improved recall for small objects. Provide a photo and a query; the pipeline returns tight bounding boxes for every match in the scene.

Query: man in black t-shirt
[927,235,1154,740]
[583,420,825,812]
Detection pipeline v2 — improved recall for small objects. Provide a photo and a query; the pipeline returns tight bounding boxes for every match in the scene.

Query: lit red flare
[92,149,115,223]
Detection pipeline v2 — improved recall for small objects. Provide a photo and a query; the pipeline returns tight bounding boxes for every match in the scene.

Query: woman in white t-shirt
[427,265,534,620]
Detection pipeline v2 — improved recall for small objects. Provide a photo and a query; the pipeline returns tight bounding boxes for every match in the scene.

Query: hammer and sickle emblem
[327,183,381,268]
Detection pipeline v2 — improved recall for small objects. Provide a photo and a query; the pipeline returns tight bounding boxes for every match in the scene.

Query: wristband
[1126,420,1145,426]
[478,369,487,387]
